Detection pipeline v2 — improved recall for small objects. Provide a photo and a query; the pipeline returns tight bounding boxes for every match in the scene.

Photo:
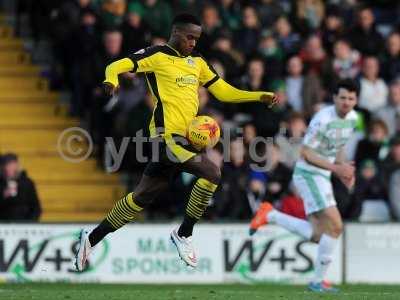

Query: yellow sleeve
[104,46,160,87]
[104,58,134,87]
[207,78,274,103]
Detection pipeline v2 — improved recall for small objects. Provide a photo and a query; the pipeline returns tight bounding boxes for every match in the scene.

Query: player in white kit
[249,79,358,292]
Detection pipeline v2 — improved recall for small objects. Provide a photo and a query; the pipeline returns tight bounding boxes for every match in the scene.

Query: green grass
[1,283,400,300]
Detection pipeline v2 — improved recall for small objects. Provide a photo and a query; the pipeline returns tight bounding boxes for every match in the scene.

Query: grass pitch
[1,283,400,300]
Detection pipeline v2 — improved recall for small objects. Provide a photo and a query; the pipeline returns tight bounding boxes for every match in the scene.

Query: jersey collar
[165,44,187,58]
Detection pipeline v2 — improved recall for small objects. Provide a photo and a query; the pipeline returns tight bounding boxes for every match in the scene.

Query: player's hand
[332,162,355,180]
[103,82,117,96]
[340,174,355,190]
[260,93,278,108]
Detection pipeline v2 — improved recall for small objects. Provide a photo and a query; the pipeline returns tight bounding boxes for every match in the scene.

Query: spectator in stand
[275,112,306,169]
[120,2,151,56]
[320,5,345,55]
[243,122,257,156]
[359,56,388,112]
[90,29,124,161]
[91,29,124,91]
[375,79,400,137]
[351,159,388,221]
[100,0,126,28]
[262,81,294,137]
[285,55,324,115]
[257,30,285,81]
[50,0,95,90]
[114,73,148,132]
[209,30,243,82]
[354,119,390,168]
[347,6,384,56]
[234,6,261,57]
[24,0,58,45]
[141,0,172,39]
[215,139,251,220]
[274,16,301,57]
[380,136,400,191]
[217,0,241,31]
[122,92,153,174]
[296,0,325,31]
[247,143,292,212]
[0,154,41,221]
[331,39,362,80]
[236,58,275,134]
[197,5,222,56]
[298,35,327,76]
[380,32,400,83]
[68,7,102,117]
[238,57,268,92]
[257,0,284,28]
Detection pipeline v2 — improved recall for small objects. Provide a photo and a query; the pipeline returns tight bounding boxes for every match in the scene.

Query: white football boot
[75,229,92,272]
[170,228,198,268]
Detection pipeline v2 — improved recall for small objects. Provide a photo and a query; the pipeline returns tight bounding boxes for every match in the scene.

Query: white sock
[314,234,338,283]
[268,210,313,240]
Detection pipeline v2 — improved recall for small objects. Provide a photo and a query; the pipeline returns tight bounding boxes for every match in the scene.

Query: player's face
[175,24,202,56]
[333,88,357,117]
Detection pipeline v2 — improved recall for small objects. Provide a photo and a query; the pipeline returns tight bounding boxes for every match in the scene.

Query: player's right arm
[300,117,354,179]
[301,146,353,178]
[104,58,135,91]
[103,47,158,94]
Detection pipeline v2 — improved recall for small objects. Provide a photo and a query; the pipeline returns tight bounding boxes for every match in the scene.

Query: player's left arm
[208,79,278,107]
[199,58,277,107]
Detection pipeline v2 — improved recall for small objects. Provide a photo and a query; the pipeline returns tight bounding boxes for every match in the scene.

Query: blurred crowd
[10,0,400,222]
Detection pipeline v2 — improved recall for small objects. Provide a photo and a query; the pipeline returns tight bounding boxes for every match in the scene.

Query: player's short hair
[334,79,359,96]
[172,13,201,27]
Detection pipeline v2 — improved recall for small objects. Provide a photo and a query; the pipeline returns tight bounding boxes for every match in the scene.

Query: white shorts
[293,168,336,215]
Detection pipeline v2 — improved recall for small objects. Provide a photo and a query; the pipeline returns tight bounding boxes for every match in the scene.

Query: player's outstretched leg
[75,175,168,271]
[172,153,220,268]
[249,202,313,240]
[75,192,143,271]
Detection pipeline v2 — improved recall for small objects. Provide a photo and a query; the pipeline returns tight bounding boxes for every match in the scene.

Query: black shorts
[143,135,200,179]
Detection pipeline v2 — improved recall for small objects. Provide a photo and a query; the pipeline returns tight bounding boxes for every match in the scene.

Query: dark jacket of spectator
[380,33,400,82]
[348,160,387,219]
[347,24,383,56]
[354,139,389,169]
[215,162,251,220]
[0,171,41,221]
[120,4,151,55]
[142,0,172,39]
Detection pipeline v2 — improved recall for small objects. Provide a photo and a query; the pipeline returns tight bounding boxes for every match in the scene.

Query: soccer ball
[187,115,220,150]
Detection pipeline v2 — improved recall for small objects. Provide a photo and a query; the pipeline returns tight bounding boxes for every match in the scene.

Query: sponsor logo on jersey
[176,74,198,87]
